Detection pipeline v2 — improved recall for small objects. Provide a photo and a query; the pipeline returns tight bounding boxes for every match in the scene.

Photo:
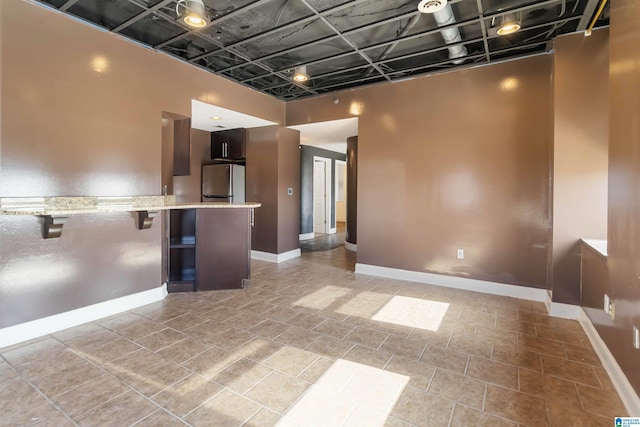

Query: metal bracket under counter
[41,210,160,239]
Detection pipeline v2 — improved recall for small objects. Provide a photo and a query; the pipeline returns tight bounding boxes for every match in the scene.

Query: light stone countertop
[0,196,260,216]
[581,238,608,257]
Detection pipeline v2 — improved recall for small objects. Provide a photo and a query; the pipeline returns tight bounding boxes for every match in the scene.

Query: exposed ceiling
[38,0,609,101]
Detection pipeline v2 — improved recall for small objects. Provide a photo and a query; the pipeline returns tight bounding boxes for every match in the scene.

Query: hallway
[1,247,626,426]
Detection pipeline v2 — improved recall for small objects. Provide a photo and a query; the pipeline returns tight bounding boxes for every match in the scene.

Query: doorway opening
[313,157,332,235]
[335,159,347,236]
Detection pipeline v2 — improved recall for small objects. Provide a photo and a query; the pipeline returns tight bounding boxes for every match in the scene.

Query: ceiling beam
[577,0,602,30]
[60,0,80,12]
[154,0,274,49]
[186,0,374,64]
[112,0,174,33]
[475,0,491,63]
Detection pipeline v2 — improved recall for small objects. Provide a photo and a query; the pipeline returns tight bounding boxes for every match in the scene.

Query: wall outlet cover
[287,188,293,195]
[456,249,464,259]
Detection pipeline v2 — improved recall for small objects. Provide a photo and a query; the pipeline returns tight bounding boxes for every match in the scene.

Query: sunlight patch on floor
[372,296,449,331]
[277,359,409,427]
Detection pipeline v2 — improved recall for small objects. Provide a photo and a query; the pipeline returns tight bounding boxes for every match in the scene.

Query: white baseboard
[299,233,315,241]
[328,228,336,235]
[251,249,301,263]
[548,301,584,319]
[345,242,357,252]
[354,263,548,302]
[0,284,168,349]
[577,308,640,416]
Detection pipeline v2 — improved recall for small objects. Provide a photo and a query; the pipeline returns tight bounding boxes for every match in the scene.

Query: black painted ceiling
[38,0,609,100]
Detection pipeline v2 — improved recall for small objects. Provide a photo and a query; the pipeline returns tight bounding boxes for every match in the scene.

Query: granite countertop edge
[0,196,260,215]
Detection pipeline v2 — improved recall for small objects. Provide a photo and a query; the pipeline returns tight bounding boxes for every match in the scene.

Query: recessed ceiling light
[209,116,222,120]
[494,13,522,36]
[176,0,209,28]
[293,65,309,82]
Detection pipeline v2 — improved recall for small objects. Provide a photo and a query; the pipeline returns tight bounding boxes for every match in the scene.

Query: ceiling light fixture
[417,0,447,14]
[494,12,522,36]
[209,116,222,120]
[293,65,309,82]
[176,0,209,28]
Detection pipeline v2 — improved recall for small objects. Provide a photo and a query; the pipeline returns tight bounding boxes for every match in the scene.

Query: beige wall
[0,0,284,327]
[603,0,640,394]
[551,29,609,304]
[288,56,553,289]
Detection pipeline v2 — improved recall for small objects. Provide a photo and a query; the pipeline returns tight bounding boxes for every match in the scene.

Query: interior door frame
[313,156,333,234]
[335,159,347,226]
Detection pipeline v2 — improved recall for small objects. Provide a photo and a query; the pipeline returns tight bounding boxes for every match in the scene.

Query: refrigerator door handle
[250,208,255,226]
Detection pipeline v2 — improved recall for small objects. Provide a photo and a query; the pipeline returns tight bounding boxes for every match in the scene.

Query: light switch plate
[287,188,293,195]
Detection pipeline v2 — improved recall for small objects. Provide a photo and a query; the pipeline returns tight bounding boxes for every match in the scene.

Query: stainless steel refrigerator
[202,164,245,203]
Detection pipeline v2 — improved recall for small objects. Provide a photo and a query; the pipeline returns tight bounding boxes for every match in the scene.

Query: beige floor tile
[233,337,285,363]
[10,348,86,379]
[76,336,142,365]
[275,326,322,349]
[207,328,257,349]
[136,328,187,352]
[245,371,310,413]
[594,366,617,392]
[0,361,18,381]
[428,368,486,409]
[547,401,610,427]
[151,374,223,417]
[518,311,582,332]
[305,335,354,358]
[450,404,517,427]
[113,359,191,397]
[117,320,167,341]
[133,409,187,426]
[184,389,260,427]
[563,342,602,366]
[407,328,452,347]
[577,383,628,417]
[157,336,212,364]
[53,373,130,418]
[343,405,389,427]
[384,356,435,390]
[467,356,518,390]
[77,390,157,426]
[419,345,469,374]
[448,333,493,359]
[495,317,537,336]
[343,345,392,369]
[383,415,413,427]
[297,356,335,383]
[287,312,328,330]
[475,327,518,347]
[285,386,356,427]
[264,346,319,376]
[264,306,300,322]
[379,335,428,361]
[535,324,586,346]
[484,384,548,426]
[201,305,239,322]
[540,353,600,387]
[390,386,454,426]
[181,345,242,378]
[162,313,208,332]
[314,319,356,339]
[31,360,103,397]
[519,367,582,408]
[0,376,72,426]
[374,321,414,338]
[243,407,283,427]
[211,358,273,393]
[344,326,390,349]
[492,344,542,372]
[518,333,566,358]
[52,322,106,343]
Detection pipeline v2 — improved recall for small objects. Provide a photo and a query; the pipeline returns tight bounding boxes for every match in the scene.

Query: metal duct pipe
[432,5,468,64]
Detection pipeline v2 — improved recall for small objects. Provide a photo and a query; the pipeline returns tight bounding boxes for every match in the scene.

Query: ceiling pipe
[428,4,468,64]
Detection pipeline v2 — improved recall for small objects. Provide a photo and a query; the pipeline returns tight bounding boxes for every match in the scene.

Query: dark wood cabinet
[167,208,251,293]
[173,118,191,176]
[212,128,246,160]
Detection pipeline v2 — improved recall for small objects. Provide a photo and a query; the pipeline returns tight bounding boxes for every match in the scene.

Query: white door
[313,161,326,234]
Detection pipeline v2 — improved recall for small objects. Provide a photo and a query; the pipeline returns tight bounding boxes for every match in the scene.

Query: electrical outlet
[633,326,640,350]
[609,300,615,321]
[456,249,464,260]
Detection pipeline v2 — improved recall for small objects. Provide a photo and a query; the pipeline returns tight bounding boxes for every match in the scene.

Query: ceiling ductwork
[419,0,468,65]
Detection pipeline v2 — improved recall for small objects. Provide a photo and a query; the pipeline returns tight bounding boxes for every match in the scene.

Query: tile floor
[0,247,628,426]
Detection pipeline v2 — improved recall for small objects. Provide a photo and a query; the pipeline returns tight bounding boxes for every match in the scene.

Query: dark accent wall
[246,126,300,255]
[601,0,640,394]
[346,136,358,245]
[551,29,609,304]
[299,146,346,235]
[0,0,283,328]
[287,55,552,289]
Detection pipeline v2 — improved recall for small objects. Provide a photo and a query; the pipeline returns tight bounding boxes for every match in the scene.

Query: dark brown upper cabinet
[173,117,191,176]
[212,128,246,160]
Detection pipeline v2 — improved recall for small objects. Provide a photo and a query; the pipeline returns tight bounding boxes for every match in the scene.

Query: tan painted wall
[551,29,609,304]
[603,0,640,394]
[288,56,553,288]
[0,0,284,327]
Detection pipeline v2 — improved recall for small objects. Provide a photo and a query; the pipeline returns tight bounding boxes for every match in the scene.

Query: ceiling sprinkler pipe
[432,4,468,64]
